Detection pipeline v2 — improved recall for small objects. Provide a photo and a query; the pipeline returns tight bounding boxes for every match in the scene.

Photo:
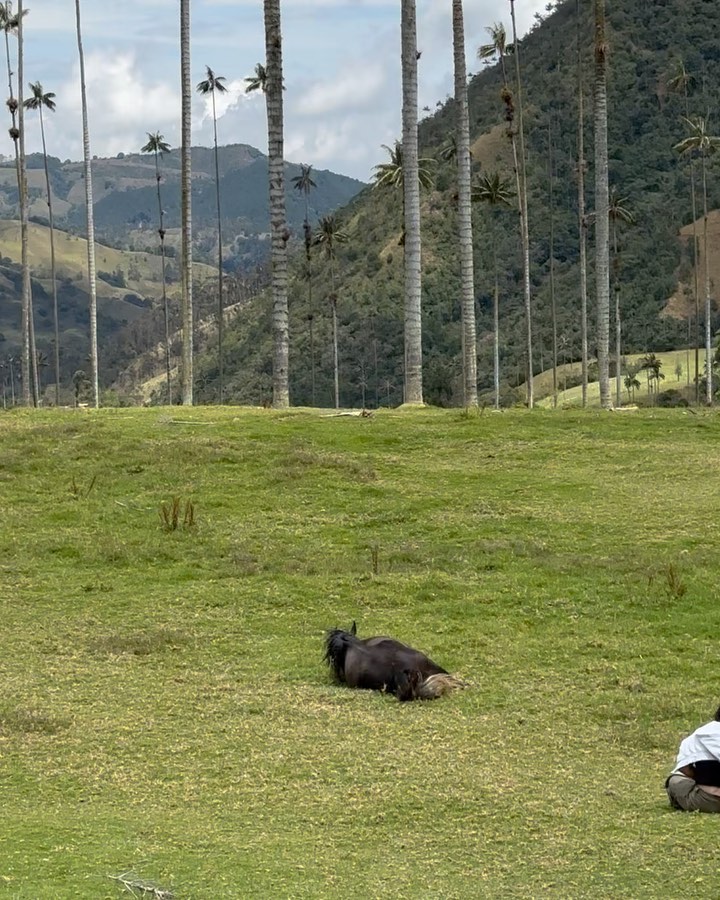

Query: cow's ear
[350,620,357,635]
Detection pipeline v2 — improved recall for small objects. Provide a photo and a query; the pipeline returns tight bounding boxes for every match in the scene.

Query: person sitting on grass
[666,705,720,812]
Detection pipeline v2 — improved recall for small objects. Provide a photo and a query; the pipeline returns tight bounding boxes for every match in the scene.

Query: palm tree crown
[674,115,720,158]
[23,80,55,113]
[472,171,515,206]
[478,22,508,62]
[141,131,171,156]
[372,141,435,191]
[244,62,267,94]
[196,65,227,99]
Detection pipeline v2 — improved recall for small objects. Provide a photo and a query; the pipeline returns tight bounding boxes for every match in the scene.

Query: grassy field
[0,220,215,303]
[2,406,720,898]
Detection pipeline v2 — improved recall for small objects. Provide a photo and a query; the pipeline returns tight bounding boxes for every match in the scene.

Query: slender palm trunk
[548,125,558,409]
[509,0,533,408]
[3,27,27,403]
[576,0,589,408]
[682,86,701,404]
[75,0,99,408]
[594,0,611,409]
[701,157,712,403]
[401,0,423,405]
[331,296,339,409]
[180,0,193,405]
[152,149,171,405]
[492,232,500,410]
[613,223,622,406]
[264,0,289,408]
[453,0,477,408]
[38,105,60,405]
[211,89,224,404]
[17,2,36,405]
[308,313,316,407]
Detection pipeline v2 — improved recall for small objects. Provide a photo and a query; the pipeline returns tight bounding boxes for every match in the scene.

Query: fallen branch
[109,871,174,899]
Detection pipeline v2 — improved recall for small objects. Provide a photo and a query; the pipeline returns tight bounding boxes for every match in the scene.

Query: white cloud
[8,0,548,179]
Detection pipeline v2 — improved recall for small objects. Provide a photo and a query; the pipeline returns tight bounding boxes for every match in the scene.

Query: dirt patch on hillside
[470,123,514,171]
[664,209,720,319]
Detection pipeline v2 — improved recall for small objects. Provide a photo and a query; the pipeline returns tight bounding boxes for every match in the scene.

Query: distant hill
[0,145,363,398]
[0,144,365,269]
[0,221,214,394]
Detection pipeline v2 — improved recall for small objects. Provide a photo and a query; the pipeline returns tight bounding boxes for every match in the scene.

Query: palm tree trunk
[17,1,36,406]
[548,123,558,409]
[401,0,423,405]
[702,157,712,404]
[153,150,172,405]
[331,297,339,409]
[594,0,611,409]
[211,89,224,404]
[576,0,589,408]
[75,0,99,408]
[38,105,60,405]
[509,0,533,409]
[613,224,622,406]
[180,0,193,405]
[452,0,477,408]
[493,232,500,410]
[264,0,290,408]
[682,85,701,404]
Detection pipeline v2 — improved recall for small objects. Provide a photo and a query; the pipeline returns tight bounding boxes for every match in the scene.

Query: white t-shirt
[674,720,720,772]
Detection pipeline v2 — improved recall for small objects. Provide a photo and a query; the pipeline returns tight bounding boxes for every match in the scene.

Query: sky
[3,0,548,183]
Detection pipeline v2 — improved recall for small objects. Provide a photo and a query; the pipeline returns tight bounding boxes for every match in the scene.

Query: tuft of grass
[159,497,195,531]
[89,627,188,657]
[0,706,71,736]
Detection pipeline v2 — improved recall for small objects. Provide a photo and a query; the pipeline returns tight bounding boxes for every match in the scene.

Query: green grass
[2,406,720,898]
[0,219,215,304]
[535,350,705,407]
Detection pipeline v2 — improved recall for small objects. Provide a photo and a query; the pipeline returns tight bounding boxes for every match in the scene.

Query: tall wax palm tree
[264,0,289,408]
[25,81,60,405]
[292,164,317,404]
[479,20,532,406]
[400,0,423,405]
[140,131,172,405]
[594,0,611,409]
[314,214,348,409]
[196,66,228,404]
[675,115,720,404]
[473,171,514,409]
[3,2,36,405]
[508,0,533,407]
[608,188,634,407]
[576,0,589,407]
[452,0,477,408]
[180,0,193,405]
[75,0,98,407]
[668,60,700,403]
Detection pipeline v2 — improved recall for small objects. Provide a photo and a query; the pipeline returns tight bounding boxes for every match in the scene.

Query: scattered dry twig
[109,871,174,899]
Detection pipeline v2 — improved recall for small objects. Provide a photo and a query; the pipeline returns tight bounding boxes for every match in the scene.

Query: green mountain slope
[0,144,364,268]
[0,221,214,393]
[185,0,720,408]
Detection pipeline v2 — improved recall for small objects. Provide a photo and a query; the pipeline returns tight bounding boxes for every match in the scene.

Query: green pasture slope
[2,406,720,898]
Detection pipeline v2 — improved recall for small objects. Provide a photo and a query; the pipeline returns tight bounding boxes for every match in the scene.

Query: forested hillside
[185,0,720,408]
[0,146,362,399]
